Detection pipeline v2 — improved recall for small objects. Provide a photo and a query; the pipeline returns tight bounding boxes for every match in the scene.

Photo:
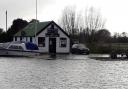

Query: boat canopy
[25,42,39,50]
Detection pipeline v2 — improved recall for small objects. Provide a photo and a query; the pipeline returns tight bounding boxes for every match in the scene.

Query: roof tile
[15,21,51,36]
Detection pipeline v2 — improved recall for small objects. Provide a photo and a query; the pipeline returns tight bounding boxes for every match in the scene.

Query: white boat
[0,41,40,57]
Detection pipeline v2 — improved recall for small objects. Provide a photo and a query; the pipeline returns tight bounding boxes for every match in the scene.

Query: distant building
[13,21,70,53]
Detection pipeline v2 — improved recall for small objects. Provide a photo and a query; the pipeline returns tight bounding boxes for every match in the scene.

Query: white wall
[56,29,70,53]
[35,28,49,53]
[36,24,70,53]
[13,23,70,53]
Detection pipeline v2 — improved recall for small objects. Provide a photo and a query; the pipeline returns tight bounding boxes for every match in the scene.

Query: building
[13,21,70,53]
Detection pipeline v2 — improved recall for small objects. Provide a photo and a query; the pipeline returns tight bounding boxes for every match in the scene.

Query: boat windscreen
[25,42,39,50]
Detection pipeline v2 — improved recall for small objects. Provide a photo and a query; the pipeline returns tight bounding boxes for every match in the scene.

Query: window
[51,24,54,29]
[60,38,67,47]
[30,37,32,42]
[8,45,23,50]
[26,37,28,42]
[20,37,22,41]
[38,37,45,47]
[15,37,17,41]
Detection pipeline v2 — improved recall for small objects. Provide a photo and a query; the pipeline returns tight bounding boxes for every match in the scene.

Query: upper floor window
[51,24,54,29]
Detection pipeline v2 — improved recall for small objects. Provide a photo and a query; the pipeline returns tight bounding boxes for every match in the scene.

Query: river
[0,54,128,89]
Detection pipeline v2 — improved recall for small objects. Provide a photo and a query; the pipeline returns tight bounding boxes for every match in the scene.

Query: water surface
[0,55,127,89]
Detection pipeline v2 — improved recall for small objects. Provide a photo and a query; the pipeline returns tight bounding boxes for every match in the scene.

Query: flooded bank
[0,54,127,89]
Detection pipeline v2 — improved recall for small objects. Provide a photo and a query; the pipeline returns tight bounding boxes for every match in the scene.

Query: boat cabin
[7,41,39,51]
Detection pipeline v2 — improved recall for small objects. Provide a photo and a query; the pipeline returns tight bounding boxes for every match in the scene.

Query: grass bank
[87,43,128,54]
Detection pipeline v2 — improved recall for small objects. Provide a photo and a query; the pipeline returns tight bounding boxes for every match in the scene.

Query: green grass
[87,43,128,53]
[111,43,128,51]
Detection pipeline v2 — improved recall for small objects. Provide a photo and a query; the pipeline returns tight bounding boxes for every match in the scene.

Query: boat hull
[0,49,40,57]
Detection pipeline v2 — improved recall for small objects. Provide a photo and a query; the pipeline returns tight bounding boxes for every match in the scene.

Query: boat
[0,41,40,57]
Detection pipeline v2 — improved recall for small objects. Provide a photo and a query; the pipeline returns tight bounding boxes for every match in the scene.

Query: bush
[87,43,112,54]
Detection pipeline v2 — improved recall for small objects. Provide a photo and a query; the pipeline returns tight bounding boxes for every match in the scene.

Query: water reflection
[0,55,127,89]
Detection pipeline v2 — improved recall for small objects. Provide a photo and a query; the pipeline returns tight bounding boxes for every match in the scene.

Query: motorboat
[0,41,40,57]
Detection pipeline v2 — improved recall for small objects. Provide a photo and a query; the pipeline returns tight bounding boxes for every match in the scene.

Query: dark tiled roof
[15,21,51,36]
[14,21,70,38]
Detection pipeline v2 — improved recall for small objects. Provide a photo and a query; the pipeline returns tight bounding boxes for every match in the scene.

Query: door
[49,38,56,53]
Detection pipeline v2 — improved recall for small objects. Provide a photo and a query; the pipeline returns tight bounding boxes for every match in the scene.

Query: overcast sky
[0,0,128,34]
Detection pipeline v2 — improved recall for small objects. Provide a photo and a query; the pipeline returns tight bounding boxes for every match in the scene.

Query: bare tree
[59,6,77,36]
[82,7,106,43]
[59,6,106,44]
[84,7,105,31]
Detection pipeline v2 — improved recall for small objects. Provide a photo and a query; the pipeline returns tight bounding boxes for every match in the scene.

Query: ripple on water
[0,55,127,89]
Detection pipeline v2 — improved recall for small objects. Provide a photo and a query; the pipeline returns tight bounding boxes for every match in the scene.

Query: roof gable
[14,21,69,38]
[36,21,70,38]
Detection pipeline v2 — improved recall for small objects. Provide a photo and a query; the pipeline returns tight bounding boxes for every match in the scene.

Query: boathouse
[13,21,70,53]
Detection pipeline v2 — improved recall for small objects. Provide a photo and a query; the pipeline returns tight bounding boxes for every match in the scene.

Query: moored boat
[0,41,40,57]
